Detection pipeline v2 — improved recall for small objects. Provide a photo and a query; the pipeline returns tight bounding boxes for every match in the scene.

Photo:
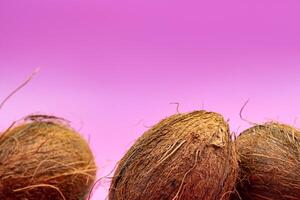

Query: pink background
[1,0,300,199]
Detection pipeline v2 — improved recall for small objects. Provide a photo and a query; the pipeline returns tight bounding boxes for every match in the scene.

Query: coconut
[0,116,97,200]
[109,110,238,200]
[233,122,300,200]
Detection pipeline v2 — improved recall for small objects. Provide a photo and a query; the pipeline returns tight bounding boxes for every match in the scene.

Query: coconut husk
[109,110,238,200]
[233,122,300,200]
[0,116,97,200]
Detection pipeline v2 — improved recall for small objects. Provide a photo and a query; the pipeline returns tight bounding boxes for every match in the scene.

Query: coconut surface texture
[109,110,238,200]
[0,117,97,200]
[233,122,300,200]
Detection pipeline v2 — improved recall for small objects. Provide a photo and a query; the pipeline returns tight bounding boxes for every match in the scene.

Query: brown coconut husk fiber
[109,110,238,200]
[233,122,300,200]
[0,116,97,200]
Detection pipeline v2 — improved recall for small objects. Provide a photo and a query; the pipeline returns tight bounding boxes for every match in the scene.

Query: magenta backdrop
[1,0,300,199]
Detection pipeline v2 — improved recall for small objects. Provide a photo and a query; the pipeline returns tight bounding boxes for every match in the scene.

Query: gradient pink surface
[1,0,300,199]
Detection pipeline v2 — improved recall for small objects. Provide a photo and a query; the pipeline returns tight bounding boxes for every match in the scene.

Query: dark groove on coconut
[232,122,300,200]
[0,118,97,200]
[109,110,238,200]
